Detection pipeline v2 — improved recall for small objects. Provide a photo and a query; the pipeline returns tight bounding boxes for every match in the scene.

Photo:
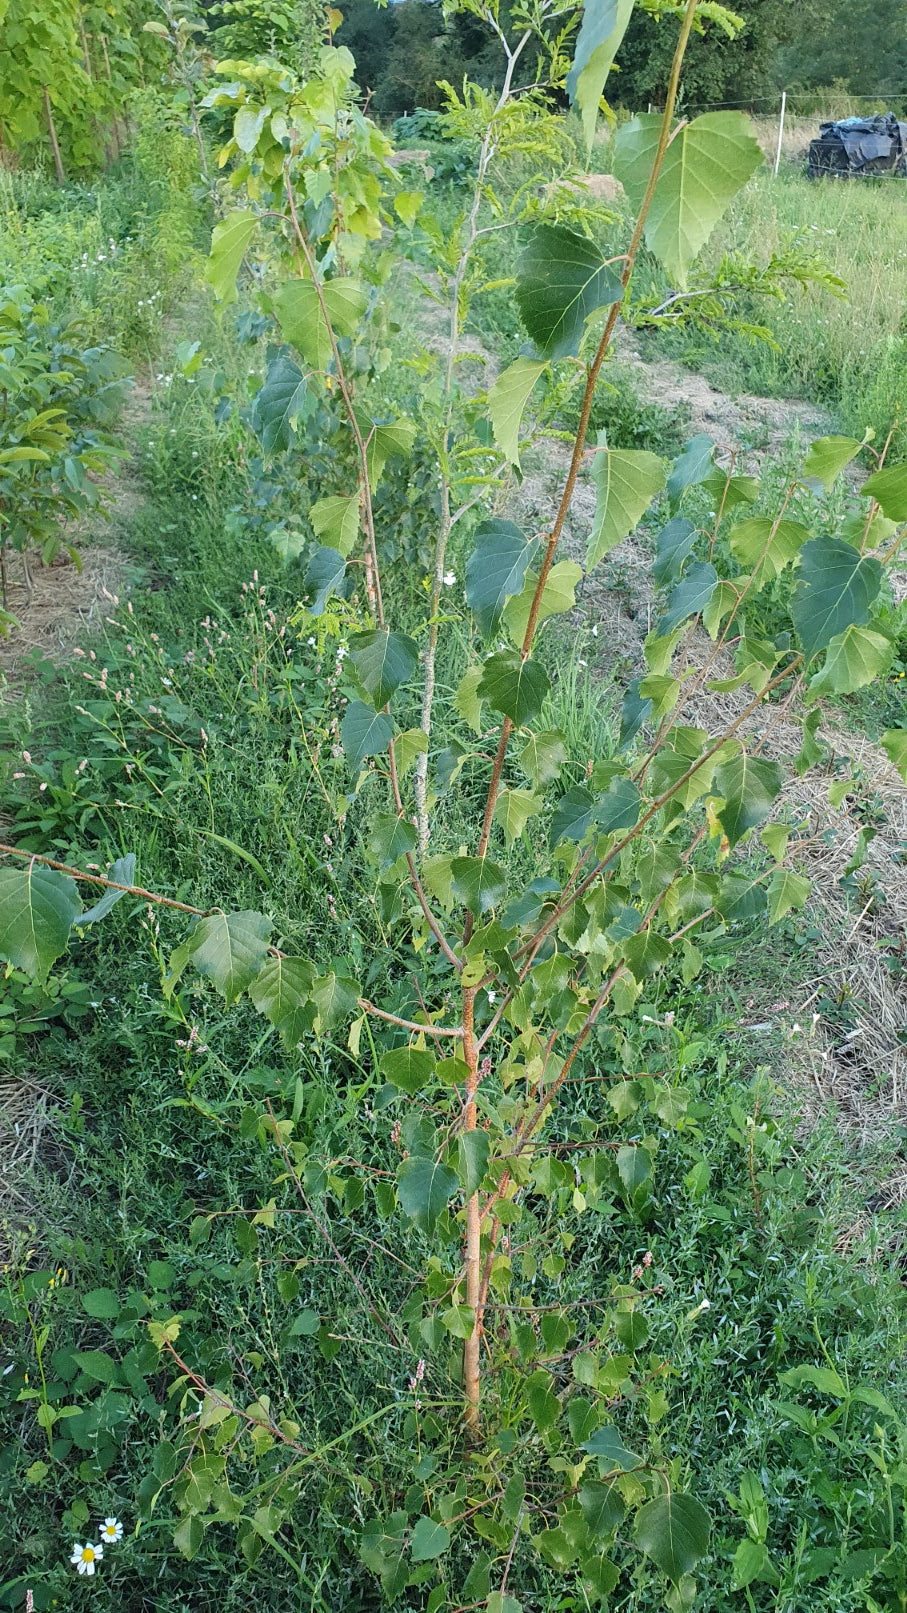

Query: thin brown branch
[0,843,206,916]
[518,655,803,959]
[358,1000,463,1038]
[162,1340,310,1455]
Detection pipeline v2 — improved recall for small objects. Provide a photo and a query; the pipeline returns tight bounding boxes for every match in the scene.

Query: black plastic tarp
[807,113,907,178]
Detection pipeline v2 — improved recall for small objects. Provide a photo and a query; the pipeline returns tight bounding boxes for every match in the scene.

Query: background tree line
[334,0,907,121]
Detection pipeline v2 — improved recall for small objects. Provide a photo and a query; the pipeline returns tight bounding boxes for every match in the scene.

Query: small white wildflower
[71,1541,103,1576]
[99,1517,123,1544]
[443,570,456,587]
[487,990,497,1004]
[686,1297,710,1321]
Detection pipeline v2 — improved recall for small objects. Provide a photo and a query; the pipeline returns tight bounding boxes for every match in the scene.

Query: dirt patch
[616,326,833,458]
[787,753,907,1154]
[0,384,150,1236]
[0,1073,60,1207]
[0,1069,71,1259]
[0,544,132,684]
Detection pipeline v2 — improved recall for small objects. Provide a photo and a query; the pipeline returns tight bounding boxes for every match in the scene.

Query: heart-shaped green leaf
[0,864,81,983]
[516,225,624,359]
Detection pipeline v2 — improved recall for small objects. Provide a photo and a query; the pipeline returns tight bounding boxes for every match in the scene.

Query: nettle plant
[4,0,907,1603]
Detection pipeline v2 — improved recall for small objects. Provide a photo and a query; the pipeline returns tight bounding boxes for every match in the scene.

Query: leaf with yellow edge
[393,191,422,228]
[488,357,546,468]
[588,444,666,567]
[495,788,544,847]
[566,0,635,151]
[455,666,485,734]
[615,112,763,289]
[809,624,893,695]
[881,729,907,782]
[766,868,810,924]
[206,211,257,303]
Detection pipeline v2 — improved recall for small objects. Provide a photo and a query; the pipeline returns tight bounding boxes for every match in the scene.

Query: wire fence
[681,93,907,111]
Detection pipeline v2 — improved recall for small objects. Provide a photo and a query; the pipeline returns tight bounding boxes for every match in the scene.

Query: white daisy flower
[99,1517,123,1544]
[71,1540,103,1575]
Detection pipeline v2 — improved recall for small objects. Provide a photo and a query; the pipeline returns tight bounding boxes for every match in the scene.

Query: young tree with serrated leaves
[3,0,907,1603]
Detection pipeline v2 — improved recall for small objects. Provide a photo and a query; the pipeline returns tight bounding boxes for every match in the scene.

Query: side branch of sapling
[639,477,798,772]
[514,653,803,965]
[283,173,457,963]
[414,24,533,852]
[0,842,207,916]
[474,653,807,1181]
[283,171,384,625]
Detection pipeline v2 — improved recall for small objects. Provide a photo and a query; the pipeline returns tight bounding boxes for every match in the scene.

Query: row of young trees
[0,0,157,177]
[0,0,323,179]
[5,0,902,175]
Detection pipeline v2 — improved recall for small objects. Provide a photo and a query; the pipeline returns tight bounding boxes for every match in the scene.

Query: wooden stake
[461,991,482,1432]
[78,14,93,77]
[773,89,787,178]
[43,87,65,183]
[99,33,123,160]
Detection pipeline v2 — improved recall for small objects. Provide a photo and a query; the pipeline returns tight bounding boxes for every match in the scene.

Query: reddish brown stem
[469,0,703,883]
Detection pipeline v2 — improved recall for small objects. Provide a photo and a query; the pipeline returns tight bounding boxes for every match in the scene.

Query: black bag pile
[807,113,907,178]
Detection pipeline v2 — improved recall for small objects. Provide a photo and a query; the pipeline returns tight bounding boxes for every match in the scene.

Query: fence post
[773,89,787,177]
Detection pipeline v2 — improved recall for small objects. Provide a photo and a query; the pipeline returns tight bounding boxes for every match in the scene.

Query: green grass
[0,93,202,355]
[3,125,907,1613]
[641,169,907,448]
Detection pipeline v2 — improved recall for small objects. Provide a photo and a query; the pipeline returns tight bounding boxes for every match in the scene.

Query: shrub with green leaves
[3,1,907,1609]
[0,288,128,609]
[0,0,161,177]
